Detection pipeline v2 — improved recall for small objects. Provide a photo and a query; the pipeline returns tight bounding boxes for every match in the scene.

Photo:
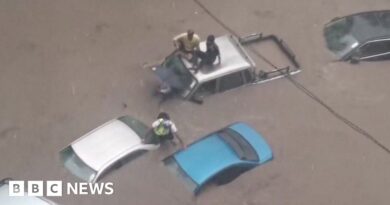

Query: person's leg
[195,51,207,60]
[200,54,217,72]
[165,133,177,146]
[191,51,207,73]
[158,134,176,153]
[159,87,178,105]
[190,50,199,65]
[197,58,213,73]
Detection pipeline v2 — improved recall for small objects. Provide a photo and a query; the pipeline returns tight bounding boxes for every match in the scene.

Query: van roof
[183,35,255,83]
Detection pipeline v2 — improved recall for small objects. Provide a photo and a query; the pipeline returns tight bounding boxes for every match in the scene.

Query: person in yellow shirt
[173,29,200,54]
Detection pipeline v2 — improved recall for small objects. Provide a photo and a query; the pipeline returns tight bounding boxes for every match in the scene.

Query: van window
[243,69,253,83]
[358,40,390,57]
[219,72,244,92]
[195,80,217,96]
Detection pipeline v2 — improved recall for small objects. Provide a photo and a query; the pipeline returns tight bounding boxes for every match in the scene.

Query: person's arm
[173,132,185,149]
[194,35,200,51]
[173,33,185,49]
[195,43,200,51]
[173,39,180,49]
[170,122,186,148]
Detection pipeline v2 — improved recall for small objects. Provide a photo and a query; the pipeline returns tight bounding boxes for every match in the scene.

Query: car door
[96,150,147,182]
[217,71,245,93]
[356,39,390,61]
[212,165,254,185]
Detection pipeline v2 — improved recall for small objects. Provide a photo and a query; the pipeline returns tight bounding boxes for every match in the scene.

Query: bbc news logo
[8,181,114,196]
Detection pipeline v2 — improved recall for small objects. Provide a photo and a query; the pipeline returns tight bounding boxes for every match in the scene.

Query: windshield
[218,128,259,161]
[162,55,195,96]
[60,146,97,182]
[118,116,149,138]
[324,17,359,59]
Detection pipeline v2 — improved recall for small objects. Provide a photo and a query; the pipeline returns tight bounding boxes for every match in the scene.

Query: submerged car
[164,122,273,195]
[324,10,390,62]
[153,33,301,103]
[0,178,57,205]
[60,115,159,183]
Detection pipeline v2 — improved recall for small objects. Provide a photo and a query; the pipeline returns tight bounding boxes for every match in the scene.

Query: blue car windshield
[218,128,259,162]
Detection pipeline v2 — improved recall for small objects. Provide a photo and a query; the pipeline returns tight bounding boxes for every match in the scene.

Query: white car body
[0,179,57,205]
[61,116,159,183]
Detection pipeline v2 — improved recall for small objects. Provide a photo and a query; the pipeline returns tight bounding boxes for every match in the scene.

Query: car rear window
[60,146,97,182]
[118,116,149,138]
[218,128,259,161]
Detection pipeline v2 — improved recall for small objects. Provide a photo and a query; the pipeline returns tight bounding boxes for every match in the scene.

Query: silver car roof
[330,10,390,43]
[71,119,142,171]
[182,35,255,84]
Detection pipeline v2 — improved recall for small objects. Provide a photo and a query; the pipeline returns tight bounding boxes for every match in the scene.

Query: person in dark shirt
[193,35,221,72]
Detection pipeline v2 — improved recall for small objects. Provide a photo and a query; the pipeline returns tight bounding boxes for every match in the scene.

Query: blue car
[164,122,273,195]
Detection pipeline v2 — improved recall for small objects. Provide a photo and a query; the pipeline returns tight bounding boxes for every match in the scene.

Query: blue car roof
[174,134,242,185]
[172,122,273,187]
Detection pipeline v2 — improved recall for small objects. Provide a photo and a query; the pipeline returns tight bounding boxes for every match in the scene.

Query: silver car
[324,10,390,62]
[60,116,159,183]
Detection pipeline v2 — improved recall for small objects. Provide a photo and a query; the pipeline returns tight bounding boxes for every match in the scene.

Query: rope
[192,0,390,154]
